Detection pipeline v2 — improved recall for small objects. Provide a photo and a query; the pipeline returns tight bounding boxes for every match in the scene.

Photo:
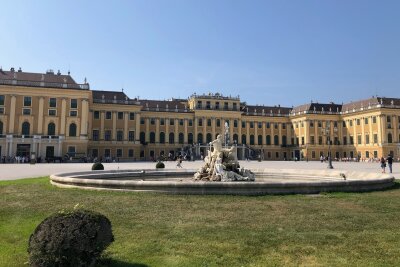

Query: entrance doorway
[46,146,55,158]
[17,144,31,157]
[294,150,300,160]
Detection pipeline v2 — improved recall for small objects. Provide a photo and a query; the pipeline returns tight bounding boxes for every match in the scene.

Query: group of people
[380,155,394,173]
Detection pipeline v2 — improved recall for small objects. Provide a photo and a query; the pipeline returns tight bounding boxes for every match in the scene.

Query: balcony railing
[0,79,89,90]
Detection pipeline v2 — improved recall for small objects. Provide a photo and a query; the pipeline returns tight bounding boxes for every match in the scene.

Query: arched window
[169,132,174,144]
[258,135,262,145]
[48,122,56,136]
[233,134,238,143]
[274,135,279,145]
[188,133,193,144]
[388,133,393,143]
[197,133,203,144]
[150,132,155,143]
[282,135,287,146]
[241,134,246,145]
[22,122,30,136]
[0,121,3,135]
[140,132,145,144]
[179,133,184,144]
[160,132,165,144]
[206,133,212,143]
[266,135,271,145]
[250,135,255,145]
[69,123,77,137]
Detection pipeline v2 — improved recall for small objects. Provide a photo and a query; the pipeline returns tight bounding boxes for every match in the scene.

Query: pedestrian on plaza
[176,156,183,168]
[380,156,386,173]
[386,154,393,174]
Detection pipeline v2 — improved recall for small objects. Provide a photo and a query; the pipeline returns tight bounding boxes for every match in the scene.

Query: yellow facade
[1,69,399,162]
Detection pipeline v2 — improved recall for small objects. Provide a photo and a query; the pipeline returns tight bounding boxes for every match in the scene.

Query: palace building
[0,67,399,161]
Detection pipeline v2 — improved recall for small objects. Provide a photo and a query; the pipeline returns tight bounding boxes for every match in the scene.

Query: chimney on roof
[57,70,61,75]
[18,67,22,72]
[68,70,70,75]
[46,69,54,74]
[10,67,15,72]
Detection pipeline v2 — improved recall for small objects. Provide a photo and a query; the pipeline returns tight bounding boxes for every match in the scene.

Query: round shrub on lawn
[28,210,114,267]
[92,162,104,170]
[156,161,165,168]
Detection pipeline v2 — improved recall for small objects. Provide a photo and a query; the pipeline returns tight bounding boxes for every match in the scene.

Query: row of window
[196,100,237,110]
[2,122,79,137]
[0,96,78,108]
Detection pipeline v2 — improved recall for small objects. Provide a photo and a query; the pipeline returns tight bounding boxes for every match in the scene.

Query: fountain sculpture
[193,123,255,182]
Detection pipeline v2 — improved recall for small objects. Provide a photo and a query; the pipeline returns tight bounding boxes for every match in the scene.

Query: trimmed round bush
[92,162,104,170]
[156,161,165,169]
[28,210,114,267]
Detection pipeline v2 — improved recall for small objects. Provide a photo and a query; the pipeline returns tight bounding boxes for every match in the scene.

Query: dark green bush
[156,161,165,169]
[28,209,114,267]
[92,162,104,170]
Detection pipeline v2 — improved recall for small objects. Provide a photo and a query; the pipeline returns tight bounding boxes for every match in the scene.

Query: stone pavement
[0,160,398,181]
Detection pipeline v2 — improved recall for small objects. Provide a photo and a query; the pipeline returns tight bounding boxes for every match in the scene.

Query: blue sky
[1,0,399,107]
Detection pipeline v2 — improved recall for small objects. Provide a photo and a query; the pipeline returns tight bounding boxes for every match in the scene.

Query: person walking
[380,156,386,173]
[176,156,183,168]
[386,154,393,174]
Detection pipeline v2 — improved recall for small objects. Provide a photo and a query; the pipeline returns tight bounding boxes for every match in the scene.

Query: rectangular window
[23,108,31,115]
[128,149,134,157]
[129,112,135,120]
[374,151,378,158]
[24,96,32,107]
[0,95,4,106]
[373,134,378,143]
[105,130,111,141]
[357,135,362,144]
[117,131,123,141]
[310,121,314,127]
[140,118,145,124]
[49,98,57,107]
[224,102,228,110]
[274,123,278,129]
[70,99,77,109]
[250,122,254,128]
[301,137,304,145]
[104,149,111,157]
[282,123,286,129]
[188,119,193,126]
[350,136,354,145]
[234,120,238,127]
[312,151,316,159]
[215,102,220,109]
[48,109,56,116]
[116,149,122,158]
[242,121,246,128]
[343,136,347,145]
[118,112,124,120]
[70,110,77,117]
[140,150,145,158]
[197,101,202,109]
[67,146,76,157]
[92,130,99,141]
[180,119,184,126]
[258,122,262,129]
[318,121,322,127]
[365,134,370,144]
[266,122,270,128]
[94,111,100,119]
[129,131,135,141]
[373,116,377,123]
[0,107,4,114]
[364,118,368,124]
[342,121,346,127]
[160,118,165,125]
[170,119,174,126]
[366,151,370,158]
[106,111,112,120]
[310,136,315,145]
[356,119,360,126]
[150,118,155,125]
[206,101,211,109]
[349,120,353,127]
[318,136,323,145]
[198,119,202,126]
[387,116,391,123]
[233,103,237,111]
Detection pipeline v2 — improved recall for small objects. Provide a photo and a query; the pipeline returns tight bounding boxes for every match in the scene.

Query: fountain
[50,122,395,195]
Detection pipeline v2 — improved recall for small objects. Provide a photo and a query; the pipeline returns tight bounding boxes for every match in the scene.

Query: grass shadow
[97,258,149,267]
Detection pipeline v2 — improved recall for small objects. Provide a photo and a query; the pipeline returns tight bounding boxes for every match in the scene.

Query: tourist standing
[386,154,393,174]
[380,156,386,173]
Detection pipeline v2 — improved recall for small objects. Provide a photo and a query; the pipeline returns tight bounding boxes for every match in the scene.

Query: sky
[1,0,399,107]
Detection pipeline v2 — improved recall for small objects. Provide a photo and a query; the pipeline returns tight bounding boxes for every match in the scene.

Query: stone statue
[194,135,255,182]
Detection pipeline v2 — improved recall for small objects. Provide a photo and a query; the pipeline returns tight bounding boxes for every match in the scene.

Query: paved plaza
[0,160,398,181]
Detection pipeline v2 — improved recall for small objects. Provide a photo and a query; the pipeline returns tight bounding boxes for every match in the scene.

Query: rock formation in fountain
[194,135,255,182]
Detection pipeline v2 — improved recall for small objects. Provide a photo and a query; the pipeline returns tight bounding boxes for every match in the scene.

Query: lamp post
[321,121,338,169]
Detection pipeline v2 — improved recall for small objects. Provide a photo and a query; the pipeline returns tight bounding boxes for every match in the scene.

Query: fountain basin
[50,169,395,195]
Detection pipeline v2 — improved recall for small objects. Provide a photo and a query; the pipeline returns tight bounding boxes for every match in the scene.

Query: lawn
[1,177,400,267]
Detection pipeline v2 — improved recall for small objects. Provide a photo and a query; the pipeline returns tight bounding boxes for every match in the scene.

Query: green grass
[1,178,400,267]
